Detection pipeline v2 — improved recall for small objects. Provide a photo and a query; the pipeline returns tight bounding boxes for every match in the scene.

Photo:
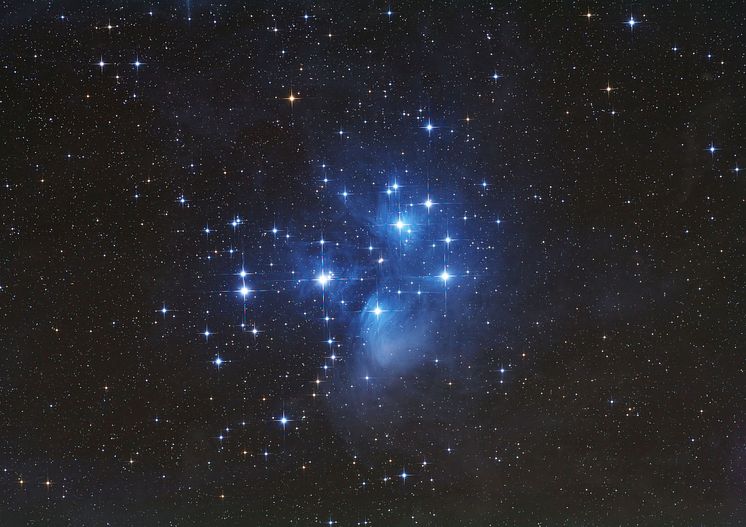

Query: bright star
[627,16,637,28]
[213,357,223,366]
[440,269,450,282]
[373,305,383,316]
[285,91,299,107]
[277,414,291,428]
[239,269,247,278]
[239,286,250,297]
[424,198,433,209]
[317,272,331,287]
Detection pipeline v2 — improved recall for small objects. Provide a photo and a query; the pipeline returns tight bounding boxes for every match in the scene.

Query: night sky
[2,2,745,525]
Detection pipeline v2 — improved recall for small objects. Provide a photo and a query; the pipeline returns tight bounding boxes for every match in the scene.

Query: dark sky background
[1,1,744,525]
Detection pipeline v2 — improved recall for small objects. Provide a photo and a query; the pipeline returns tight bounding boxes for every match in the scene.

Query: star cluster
[1,2,744,525]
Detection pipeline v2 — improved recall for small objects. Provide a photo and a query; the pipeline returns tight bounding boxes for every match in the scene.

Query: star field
[1,2,744,525]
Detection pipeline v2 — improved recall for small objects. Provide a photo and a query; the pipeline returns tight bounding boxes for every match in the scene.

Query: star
[276,413,292,429]
[317,272,331,287]
[285,90,300,107]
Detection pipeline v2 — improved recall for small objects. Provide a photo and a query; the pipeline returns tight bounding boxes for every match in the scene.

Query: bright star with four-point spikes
[317,272,331,287]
